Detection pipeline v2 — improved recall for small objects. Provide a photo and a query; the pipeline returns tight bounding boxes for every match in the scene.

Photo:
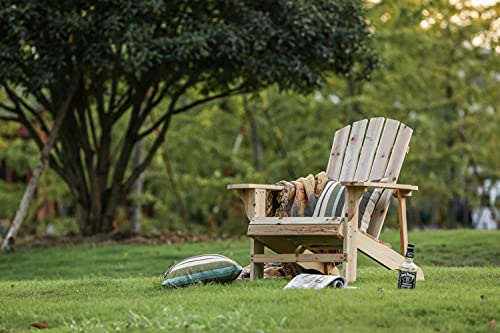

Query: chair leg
[250,238,264,280]
[342,219,358,283]
[342,187,364,283]
[396,192,409,255]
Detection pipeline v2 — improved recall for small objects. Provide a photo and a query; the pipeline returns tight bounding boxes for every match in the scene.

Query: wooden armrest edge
[227,183,284,191]
[340,181,418,191]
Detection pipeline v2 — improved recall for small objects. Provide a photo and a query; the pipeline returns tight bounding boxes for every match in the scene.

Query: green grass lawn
[0,230,499,332]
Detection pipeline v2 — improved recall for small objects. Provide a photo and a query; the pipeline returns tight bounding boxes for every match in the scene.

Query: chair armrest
[228,184,282,220]
[227,183,284,191]
[340,181,418,192]
[341,181,416,255]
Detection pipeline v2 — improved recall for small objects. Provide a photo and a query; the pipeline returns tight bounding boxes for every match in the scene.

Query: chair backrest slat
[353,117,385,181]
[339,119,368,181]
[326,124,351,180]
[368,119,400,180]
[367,123,413,238]
[326,117,413,239]
[383,123,413,183]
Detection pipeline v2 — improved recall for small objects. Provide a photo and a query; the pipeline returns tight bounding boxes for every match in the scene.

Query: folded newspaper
[284,273,347,289]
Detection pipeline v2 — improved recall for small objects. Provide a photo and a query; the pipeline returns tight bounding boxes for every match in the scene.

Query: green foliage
[0,0,377,235]
[0,137,38,173]
[1,0,376,92]
[0,181,24,220]
[358,0,499,226]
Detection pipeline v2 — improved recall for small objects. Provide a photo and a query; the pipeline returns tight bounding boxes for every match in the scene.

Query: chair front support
[342,186,366,282]
[341,182,418,256]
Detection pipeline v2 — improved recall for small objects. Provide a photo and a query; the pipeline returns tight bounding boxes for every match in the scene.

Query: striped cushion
[312,180,383,231]
[162,254,242,288]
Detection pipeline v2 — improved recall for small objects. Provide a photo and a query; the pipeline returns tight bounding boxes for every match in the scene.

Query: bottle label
[398,271,416,289]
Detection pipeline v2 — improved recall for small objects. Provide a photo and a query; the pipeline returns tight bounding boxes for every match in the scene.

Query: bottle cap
[406,244,415,258]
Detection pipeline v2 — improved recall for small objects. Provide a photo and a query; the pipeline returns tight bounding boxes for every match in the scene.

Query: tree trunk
[76,201,115,236]
[1,83,76,252]
[57,106,171,236]
[130,140,144,233]
[162,146,190,230]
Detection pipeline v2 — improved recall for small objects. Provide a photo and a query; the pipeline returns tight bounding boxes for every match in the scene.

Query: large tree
[0,0,377,235]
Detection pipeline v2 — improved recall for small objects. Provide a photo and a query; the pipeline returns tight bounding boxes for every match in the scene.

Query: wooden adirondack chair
[228,117,424,283]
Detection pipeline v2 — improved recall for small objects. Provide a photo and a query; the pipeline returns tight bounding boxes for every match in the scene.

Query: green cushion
[162,254,242,288]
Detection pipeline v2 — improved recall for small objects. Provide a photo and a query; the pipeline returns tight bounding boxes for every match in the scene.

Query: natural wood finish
[236,189,255,220]
[396,192,408,255]
[369,119,400,179]
[298,249,341,275]
[383,123,413,183]
[227,183,284,190]
[354,117,385,181]
[250,239,264,279]
[250,217,343,225]
[362,230,392,248]
[326,124,351,180]
[254,189,266,217]
[393,189,412,197]
[339,119,368,181]
[251,235,344,254]
[248,224,340,236]
[252,253,347,263]
[342,187,365,282]
[234,188,267,220]
[367,190,392,238]
[229,117,423,283]
[248,187,267,280]
[357,232,424,281]
[340,181,418,191]
[369,123,413,238]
